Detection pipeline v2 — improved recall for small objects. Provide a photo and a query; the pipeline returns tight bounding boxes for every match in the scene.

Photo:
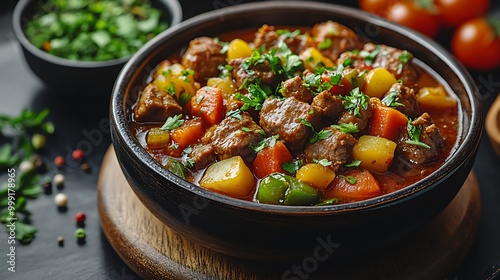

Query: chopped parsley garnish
[164,83,176,96]
[318,38,332,50]
[299,119,333,144]
[241,127,252,133]
[360,45,380,64]
[218,64,233,78]
[399,50,411,64]
[226,109,242,120]
[345,160,362,167]
[160,114,184,131]
[178,91,191,107]
[276,29,301,38]
[182,146,193,155]
[340,175,357,184]
[313,158,332,167]
[282,159,303,174]
[236,81,272,111]
[340,87,370,118]
[342,57,354,67]
[180,69,194,83]
[381,89,405,108]
[250,135,279,153]
[405,119,431,149]
[331,123,359,134]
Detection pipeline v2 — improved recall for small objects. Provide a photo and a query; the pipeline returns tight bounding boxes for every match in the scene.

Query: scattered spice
[80,163,91,173]
[54,156,65,168]
[72,149,84,161]
[57,236,64,247]
[75,211,86,224]
[54,193,68,207]
[75,228,86,240]
[53,174,65,189]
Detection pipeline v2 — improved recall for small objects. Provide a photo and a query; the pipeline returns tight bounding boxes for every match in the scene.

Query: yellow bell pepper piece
[296,163,336,190]
[299,47,334,71]
[417,86,457,109]
[227,39,252,61]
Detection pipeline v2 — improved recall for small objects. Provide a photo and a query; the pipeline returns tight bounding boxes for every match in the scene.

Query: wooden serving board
[98,146,480,280]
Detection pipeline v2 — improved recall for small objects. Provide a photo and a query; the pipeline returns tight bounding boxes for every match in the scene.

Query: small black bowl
[12,0,182,94]
[110,1,483,261]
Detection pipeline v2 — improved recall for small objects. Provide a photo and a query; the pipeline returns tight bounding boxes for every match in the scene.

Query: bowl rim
[12,0,183,68]
[112,1,483,215]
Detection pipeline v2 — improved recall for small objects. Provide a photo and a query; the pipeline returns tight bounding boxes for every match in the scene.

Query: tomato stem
[415,0,438,13]
[486,17,500,37]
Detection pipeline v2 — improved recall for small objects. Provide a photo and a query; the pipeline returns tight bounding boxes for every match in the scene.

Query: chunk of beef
[383,83,420,118]
[181,37,226,85]
[281,76,314,103]
[337,98,373,131]
[201,112,264,163]
[260,97,321,151]
[253,24,311,54]
[189,144,216,170]
[311,90,344,121]
[311,21,364,62]
[337,43,419,87]
[133,84,183,123]
[397,113,445,164]
[304,128,357,172]
[229,58,280,88]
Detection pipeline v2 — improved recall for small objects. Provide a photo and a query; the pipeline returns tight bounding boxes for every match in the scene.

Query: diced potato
[299,47,334,71]
[353,135,397,173]
[200,156,255,197]
[227,39,252,60]
[207,77,236,99]
[362,68,398,98]
[417,86,458,109]
[153,63,198,100]
[146,127,170,149]
[296,163,336,190]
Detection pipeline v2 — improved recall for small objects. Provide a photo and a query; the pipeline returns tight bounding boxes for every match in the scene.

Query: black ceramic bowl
[110,1,483,261]
[12,0,182,93]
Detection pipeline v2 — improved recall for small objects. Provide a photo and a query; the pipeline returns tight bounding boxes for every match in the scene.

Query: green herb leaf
[340,87,370,118]
[405,119,431,149]
[160,114,184,131]
[282,160,303,174]
[331,123,359,134]
[340,175,357,184]
[345,160,362,168]
[250,135,279,153]
[313,158,332,167]
[382,89,405,108]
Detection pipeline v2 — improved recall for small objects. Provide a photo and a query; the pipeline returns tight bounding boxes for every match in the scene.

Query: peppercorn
[75,211,86,224]
[72,149,84,161]
[54,193,68,207]
[57,236,64,246]
[31,133,46,150]
[75,228,86,240]
[19,160,34,173]
[53,174,65,189]
[80,163,91,173]
[54,156,65,168]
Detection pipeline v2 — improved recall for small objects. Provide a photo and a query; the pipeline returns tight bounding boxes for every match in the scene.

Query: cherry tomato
[359,0,395,16]
[435,0,490,29]
[385,1,440,38]
[451,17,500,70]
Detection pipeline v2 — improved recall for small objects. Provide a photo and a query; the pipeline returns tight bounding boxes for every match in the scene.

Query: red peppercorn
[75,211,86,224]
[72,149,84,160]
[54,156,65,167]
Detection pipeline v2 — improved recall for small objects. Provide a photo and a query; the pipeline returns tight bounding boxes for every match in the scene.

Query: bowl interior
[113,1,482,214]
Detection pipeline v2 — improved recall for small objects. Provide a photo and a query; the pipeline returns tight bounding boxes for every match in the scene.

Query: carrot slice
[368,104,408,141]
[252,141,293,179]
[168,118,205,156]
[190,86,225,125]
[326,168,381,201]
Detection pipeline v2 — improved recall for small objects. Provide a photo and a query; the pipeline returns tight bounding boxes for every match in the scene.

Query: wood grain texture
[98,146,480,280]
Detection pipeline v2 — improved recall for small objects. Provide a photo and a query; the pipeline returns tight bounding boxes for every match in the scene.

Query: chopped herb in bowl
[24,0,170,61]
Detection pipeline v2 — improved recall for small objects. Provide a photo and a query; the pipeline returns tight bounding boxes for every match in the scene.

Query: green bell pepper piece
[256,173,289,205]
[257,173,320,206]
[284,175,320,206]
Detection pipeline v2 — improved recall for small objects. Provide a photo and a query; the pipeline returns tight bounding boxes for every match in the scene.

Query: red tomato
[359,0,395,15]
[385,1,440,38]
[435,0,490,29]
[451,17,500,71]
